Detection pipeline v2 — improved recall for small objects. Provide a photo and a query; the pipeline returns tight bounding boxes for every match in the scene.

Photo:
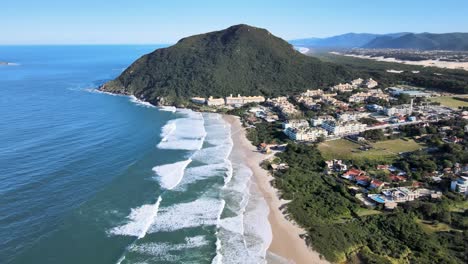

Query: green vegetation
[246,122,288,146]
[102,24,354,105]
[318,138,423,163]
[429,96,468,109]
[271,143,467,263]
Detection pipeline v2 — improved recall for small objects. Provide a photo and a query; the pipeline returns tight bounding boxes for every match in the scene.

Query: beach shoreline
[223,115,328,264]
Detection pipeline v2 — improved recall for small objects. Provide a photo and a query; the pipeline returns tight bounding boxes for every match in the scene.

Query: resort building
[348,89,389,103]
[225,94,265,106]
[282,119,309,129]
[331,83,355,92]
[284,127,328,142]
[351,78,364,86]
[206,96,225,106]
[266,97,298,117]
[337,111,370,122]
[384,102,414,116]
[311,115,335,126]
[364,78,378,88]
[321,120,367,136]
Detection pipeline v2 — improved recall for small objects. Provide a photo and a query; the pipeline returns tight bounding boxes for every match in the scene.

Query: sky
[2,0,467,44]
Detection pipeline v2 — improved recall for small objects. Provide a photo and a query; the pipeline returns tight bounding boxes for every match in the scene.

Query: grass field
[318,138,424,162]
[429,96,468,109]
[417,219,454,234]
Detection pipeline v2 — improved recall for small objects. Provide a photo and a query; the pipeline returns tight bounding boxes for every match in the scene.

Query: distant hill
[289,33,407,49]
[101,24,353,105]
[363,33,468,50]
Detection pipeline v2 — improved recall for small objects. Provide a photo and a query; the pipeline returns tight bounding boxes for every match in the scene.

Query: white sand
[224,115,329,264]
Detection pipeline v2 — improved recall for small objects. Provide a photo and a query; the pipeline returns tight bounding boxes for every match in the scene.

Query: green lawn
[318,138,423,162]
[429,96,468,109]
[356,208,383,217]
[417,219,454,234]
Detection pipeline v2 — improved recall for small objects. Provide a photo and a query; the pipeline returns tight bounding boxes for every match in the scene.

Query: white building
[225,94,265,106]
[337,111,370,122]
[351,78,364,86]
[311,115,335,126]
[331,83,355,92]
[364,78,378,88]
[321,120,367,136]
[451,176,468,194]
[284,127,328,141]
[282,119,309,129]
[206,96,225,106]
[384,100,414,116]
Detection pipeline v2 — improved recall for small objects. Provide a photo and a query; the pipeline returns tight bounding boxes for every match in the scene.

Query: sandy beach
[224,115,328,264]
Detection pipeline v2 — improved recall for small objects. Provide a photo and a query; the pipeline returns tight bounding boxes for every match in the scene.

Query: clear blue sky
[3,0,467,44]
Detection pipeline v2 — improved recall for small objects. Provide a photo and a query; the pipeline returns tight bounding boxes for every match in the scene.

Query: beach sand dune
[224,115,328,264]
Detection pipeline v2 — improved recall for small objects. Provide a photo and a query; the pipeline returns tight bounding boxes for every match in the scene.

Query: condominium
[384,100,414,116]
[206,96,225,106]
[348,89,389,103]
[311,115,335,126]
[283,119,309,129]
[191,97,206,104]
[364,78,378,88]
[266,97,298,117]
[225,94,265,106]
[331,83,355,92]
[284,127,328,141]
[321,120,367,136]
[337,111,370,122]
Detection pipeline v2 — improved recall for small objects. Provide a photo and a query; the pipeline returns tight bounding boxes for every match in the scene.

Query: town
[190,78,468,212]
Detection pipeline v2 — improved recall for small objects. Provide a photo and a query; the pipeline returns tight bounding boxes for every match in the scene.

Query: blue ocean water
[0,45,271,264]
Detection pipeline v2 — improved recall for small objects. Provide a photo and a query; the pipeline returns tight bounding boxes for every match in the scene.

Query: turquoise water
[0,46,271,264]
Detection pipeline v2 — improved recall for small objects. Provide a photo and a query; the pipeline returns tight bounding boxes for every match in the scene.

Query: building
[351,78,364,86]
[348,89,389,103]
[191,97,206,104]
[311,115,335,126]
[206,96,225,106]
[342,168,366,180]
[266,97,298,117]
[284,127,328,142]
[225,94,265,106]
[331,83,355,92]
[388,87,431,98]
[384,100,414,116]
[367,104,384,112]
[337,111,370,122]
[321,120,367,136]
[451,176,468,194]
[282,119,309,129]
[325,160,348,172]
[364,78,378,88]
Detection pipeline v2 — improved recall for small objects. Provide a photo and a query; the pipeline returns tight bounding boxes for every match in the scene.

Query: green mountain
[101,24,353,105]
[363,33,468,51]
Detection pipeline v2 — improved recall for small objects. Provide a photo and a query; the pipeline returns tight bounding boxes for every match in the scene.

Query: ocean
[0,45,271,264]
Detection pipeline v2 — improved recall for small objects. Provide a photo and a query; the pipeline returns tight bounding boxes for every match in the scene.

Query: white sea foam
[152,159,192,190]
[175,162,231,190]
[159,106,177,112]
[157,111,206,151]
[130,235,210,256]
[149,197,224,233]
[129,95,156,108]
[109,196,163,239]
